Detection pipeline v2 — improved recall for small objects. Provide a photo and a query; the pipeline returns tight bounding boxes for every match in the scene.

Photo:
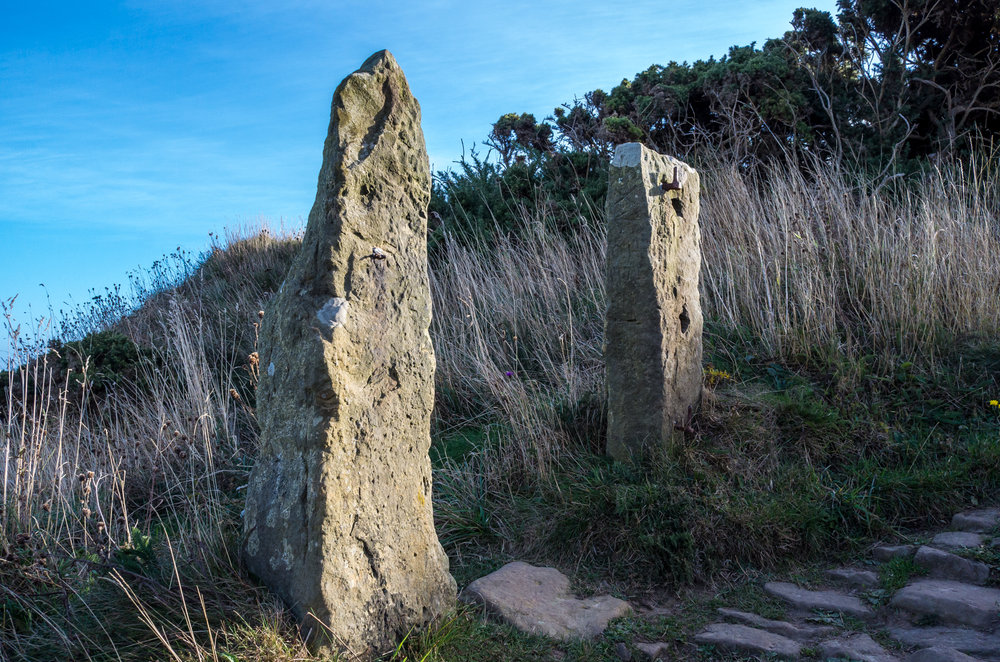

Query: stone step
[889,626,1000,658]
[819,633,897,662]
[764,581,875,620]
[890,580,1000,629]
[915,545,991,585]
[825,567,880,589]
[933,532,988,551]
[635,642,669,660]
[716,607,836,641]
[905,646,984,662]
[953,509,1000,534]
[693,623,801,659]
[460,561,631,640]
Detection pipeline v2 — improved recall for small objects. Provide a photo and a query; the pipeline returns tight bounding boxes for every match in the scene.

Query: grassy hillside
[2,154,999,660]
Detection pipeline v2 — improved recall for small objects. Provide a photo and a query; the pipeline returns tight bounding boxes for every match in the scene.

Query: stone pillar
[242,51,455,656]
[604,143,703,462]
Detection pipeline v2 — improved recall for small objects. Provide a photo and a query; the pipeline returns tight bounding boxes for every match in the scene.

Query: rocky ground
[462,507,1000,661]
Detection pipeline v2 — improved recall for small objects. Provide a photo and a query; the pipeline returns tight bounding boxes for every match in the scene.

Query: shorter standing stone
[933,532,986,551]
[891,579,1000,629]
[461,562,631,640]
[914,546,991,585]
[819,633,895,662]
[716,608,836,641]
[764,582,874,620]
[905,647,984,662]
[694,623,801,659]
[874,544,917,561]
[952,508,1000,533]
[604,142,702,462]
[824,567,880,589]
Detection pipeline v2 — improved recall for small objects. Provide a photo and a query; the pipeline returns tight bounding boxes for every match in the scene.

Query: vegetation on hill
[3,2,1000,660]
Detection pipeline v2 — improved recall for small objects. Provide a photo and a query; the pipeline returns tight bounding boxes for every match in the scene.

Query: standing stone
[605,143,702,461]
[242,50,455,656]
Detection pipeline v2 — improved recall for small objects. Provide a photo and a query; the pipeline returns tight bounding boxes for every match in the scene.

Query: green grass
[4,146,1000,658]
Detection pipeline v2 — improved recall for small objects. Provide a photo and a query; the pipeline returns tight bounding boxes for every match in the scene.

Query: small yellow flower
[991,399,999,407]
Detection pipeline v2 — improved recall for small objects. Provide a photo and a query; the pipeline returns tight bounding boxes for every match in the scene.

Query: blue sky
[1,0,837,356]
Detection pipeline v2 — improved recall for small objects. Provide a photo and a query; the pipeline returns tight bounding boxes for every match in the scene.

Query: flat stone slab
[875,544,918,561]
[694,623,801,659]
[890,626,1000,657]
[825,567,880,589]
[764,581,874,620]
[914,546,990,585]
[952,508,1000,533]
[934,532,987,551]
[891,580,1000,629]
[717,607,835,641]
[819,633,896,662]
[635,642,670,660]
[905,647,983,662]
[461,562,631,640]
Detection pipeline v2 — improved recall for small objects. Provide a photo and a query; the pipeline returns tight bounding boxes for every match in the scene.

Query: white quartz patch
[317,297,348,329]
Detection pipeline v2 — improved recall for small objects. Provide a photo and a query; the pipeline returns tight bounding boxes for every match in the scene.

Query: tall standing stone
[242,51,455,655]
[604,143,703,462]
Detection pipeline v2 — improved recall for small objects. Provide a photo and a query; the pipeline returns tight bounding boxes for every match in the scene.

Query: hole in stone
[671,198,684,217]
[672,286,678,298]
[360,183,375,205]
[679,305,690,334]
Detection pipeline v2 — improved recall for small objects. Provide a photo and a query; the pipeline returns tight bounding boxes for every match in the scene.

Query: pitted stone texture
[874,544,917,561]
[716,608,836,641]
[461,562,631,640]
[764,582,875,620]
[890,627,1000,657]
[604,143,702,462]
[825,567,880,589]
[933,532,987,551]
[818,633,896,662]
[905,647,983,662]
[891,580,1000,629]
[914,546,991,585]
[952,509,1000,533]
[694,623,801,659]
[241,50,455,656]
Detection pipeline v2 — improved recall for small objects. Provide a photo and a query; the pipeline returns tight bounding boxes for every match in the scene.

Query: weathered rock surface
[818,633,896,662]
[890,627,1000,657]
[953,509,1000,533]
[914,546,991,585]
[934,532,987,551]
[241,50,455,655]
[635,642,670,659]
[764,581,874,619]
[891,580,1000,629]
[716,608,835,641]
[905,647,984,662]
[604,143,702,461]
[693,623,801,659]
[874,544,917,561]
[461,562,631,640]
[825,567,880,589]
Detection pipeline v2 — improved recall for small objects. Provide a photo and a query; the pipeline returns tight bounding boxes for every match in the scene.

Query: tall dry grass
[1,154,998,657]
[701,154,1000,367]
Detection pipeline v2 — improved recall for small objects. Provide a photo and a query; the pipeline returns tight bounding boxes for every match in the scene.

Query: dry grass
[1,154,999,659]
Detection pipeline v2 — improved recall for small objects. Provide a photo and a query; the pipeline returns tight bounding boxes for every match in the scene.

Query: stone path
[461,506,1000,660]
[671,507,1000,661]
